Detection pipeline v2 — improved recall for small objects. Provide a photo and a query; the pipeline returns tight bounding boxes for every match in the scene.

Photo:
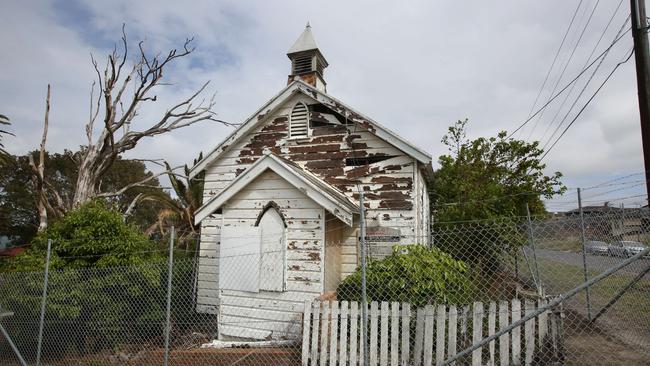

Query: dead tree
[72,28,227,207]
[29,85,51,231]
[30,28,231,230]
[69,28,230,207]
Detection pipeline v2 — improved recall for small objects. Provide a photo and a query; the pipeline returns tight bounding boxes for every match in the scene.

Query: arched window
[289,102,309,139]
[257,206,286,292]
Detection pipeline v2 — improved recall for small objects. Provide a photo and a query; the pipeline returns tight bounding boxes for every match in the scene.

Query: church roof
[189,80,433,179]
[287,23,319,54]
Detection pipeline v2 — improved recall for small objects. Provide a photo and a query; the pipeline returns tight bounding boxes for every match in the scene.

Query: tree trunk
[73,169,98,207]
[31,85,51,231]
[72,148,105,207]
[36,191,48,232]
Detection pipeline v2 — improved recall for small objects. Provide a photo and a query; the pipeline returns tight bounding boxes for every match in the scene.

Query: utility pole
[631,0,650,201]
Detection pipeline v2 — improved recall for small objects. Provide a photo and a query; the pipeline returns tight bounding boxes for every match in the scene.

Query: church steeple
[287,23,328,92]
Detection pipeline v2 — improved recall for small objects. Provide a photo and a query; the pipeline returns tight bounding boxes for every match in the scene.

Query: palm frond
[165,161,190,207]
[0,114,12,165]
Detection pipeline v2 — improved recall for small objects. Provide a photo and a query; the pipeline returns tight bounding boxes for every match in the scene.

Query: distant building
[0,247,26,257]
[565,205,648,240]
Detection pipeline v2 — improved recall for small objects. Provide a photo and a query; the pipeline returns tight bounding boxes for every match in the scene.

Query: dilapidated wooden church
[189,25,434,341]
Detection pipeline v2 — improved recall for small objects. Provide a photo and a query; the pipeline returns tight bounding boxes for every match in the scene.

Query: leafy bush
[0,201,170,357]
[337,245,475,307]
[9,200,160,271]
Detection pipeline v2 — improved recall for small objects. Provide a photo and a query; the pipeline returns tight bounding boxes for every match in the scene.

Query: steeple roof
[287,23,319,54]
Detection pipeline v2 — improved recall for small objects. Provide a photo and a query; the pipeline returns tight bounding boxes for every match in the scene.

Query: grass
[531,257,650,342]
[535,237,583,252]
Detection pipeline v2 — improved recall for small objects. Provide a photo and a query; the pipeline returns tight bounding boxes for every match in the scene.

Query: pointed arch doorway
[257,205,286,292]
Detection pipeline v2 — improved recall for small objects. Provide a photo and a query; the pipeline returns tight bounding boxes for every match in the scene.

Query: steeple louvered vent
[292,55,313,75]
[290,102,309,139]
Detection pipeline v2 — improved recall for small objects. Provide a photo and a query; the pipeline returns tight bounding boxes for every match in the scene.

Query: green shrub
[9,200,160,271]
[337,245,475,307]
[0,201,168,357]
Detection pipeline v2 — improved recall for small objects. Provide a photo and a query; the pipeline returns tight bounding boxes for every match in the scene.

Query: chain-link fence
[1,209,649,365]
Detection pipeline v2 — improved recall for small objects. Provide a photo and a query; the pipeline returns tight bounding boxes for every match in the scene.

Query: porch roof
[194,153,358,226]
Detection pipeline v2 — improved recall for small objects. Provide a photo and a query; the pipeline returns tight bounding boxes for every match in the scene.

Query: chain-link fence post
[526,204,543,296]
[359,192,370,366]
[191,234,200,308]
[0,305,28,366]
[577,188,592,320]
[35,238,52,366]
[163,227,175,366]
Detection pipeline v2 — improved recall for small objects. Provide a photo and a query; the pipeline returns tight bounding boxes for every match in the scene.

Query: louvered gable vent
[289,102,309,138]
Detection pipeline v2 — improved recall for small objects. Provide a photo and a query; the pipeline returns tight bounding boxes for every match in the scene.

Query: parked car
[608,241,648,258]
[585,240,609,255]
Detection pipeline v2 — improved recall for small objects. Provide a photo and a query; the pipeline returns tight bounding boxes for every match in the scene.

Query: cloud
[1,0,645,206]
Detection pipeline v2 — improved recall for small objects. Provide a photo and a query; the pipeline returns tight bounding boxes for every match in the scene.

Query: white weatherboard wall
[217,170,325,340]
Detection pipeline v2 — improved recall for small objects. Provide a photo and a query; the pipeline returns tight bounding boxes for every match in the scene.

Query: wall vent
[290,102,309,138]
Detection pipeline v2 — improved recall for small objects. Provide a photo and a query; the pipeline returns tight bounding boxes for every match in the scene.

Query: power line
[583,178,648,189]
[527,0,596,139]
[540,47,635,161]
[581,181,646,200]
[542,14,631,151]
[523,1,584,130]
[508,28,631,137]
[540,2,626,145]
[584,171,647,189]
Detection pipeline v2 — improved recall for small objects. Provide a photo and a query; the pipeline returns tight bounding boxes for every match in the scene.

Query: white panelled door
[259,209,286,291]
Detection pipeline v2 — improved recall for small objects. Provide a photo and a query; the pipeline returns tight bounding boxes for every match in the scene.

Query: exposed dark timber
[233,110,415,210]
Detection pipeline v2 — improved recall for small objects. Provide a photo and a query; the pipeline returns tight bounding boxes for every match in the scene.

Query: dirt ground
[561,309,649,366]
[127,347,301,366]
[0,347,302,366]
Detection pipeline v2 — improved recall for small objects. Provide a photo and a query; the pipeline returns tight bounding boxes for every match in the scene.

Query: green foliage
[0,151,170,245]
[0,262,171,357]
[432,120,566,273]
[103,157,170,231]
[0,155,38,244]
[434,119,565,221]
[148,153,205,249]
[9,200,160,270]
[0,202,177,357]
[337,245,475,307]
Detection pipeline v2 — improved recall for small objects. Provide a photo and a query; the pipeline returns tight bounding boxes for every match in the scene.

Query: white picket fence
[301,299,561,366]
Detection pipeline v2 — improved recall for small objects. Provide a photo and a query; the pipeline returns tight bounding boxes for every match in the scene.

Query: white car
[608,241,648,258]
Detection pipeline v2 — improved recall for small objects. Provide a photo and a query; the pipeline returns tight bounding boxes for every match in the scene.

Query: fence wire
[0,208,649,365]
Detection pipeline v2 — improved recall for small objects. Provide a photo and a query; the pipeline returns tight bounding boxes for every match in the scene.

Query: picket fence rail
[301,299,561,366]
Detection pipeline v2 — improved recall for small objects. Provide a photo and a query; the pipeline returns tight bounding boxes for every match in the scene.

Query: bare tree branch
[123,192,144,220]
[70,28,231,207]
[95,164,183,199]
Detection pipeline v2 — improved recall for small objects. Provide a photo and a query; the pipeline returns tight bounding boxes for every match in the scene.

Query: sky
[0,0,647,210]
